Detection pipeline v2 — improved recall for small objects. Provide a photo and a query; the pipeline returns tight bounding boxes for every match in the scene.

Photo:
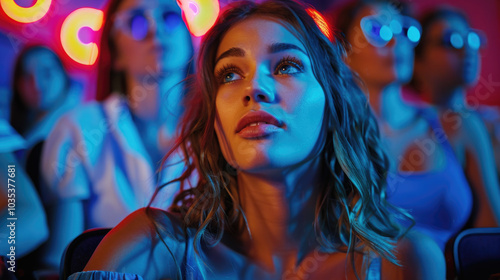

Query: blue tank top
[386,109,473,251]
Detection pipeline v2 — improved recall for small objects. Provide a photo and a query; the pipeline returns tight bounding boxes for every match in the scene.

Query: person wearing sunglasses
[39,0,194,271]
[332,0,474,260]
[410,6,500,229]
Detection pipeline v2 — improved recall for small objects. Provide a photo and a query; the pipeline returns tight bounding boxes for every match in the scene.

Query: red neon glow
[60,7,103,65]
[178,0,219,37]
[306,8,333,41]
[0,0,51,23]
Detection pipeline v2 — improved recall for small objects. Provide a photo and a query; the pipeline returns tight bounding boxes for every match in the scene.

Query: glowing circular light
[60,8,103,65]
[468,32,480,50]
[306,8,332,41]
[0,0,52,23]
[178,0,219,37]
[450,32,464,49]
[407,26,421,43]
[379,25,393,42]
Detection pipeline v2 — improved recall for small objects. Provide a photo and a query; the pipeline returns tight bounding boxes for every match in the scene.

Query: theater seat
[454,227,500,280]
[60,228,111,280]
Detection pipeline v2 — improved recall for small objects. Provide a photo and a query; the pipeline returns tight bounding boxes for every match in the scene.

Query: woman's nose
[244,72,276,104]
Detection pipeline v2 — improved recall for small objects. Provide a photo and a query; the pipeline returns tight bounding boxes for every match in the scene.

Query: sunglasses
[113,8,184,41]
[436,29,486,50]
[360,15,422,47]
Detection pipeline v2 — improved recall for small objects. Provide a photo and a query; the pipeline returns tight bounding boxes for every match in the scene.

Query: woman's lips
[235,111,283,139]
[237,123,281,138]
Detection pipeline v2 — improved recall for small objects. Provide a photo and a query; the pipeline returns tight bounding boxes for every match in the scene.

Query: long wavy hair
[150,0,410,276]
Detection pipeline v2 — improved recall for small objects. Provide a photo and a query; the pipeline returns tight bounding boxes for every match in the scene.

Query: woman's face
[417,15,480,89]
[214,17,326,174]
[112,0,192,77]
[345,4,400,89]
[19,49,66,110]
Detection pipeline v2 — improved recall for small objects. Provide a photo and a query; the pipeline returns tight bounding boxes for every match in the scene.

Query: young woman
[73,0,443,279]
[39,0,194,270]
[334,0,475,254]
[10,45,82,197]
[411,7,500,228]
[10,45,81,151]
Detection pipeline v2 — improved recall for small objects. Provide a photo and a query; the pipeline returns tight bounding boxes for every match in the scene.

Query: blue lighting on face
[450,33,464,49]
[407,26,421,43]
[162,12,183,33]
[379,25,393,42]
[468,32,481,50]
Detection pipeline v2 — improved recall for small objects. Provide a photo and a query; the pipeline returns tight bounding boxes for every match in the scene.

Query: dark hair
[95,0,124,101]
[95,0,195,101]
[408,6,469,91]
[151,0,409,276]
[10,45,70,135]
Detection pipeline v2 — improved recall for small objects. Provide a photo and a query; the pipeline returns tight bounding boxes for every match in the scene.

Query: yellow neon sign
[1,0,52,23]
[60,7,103,65]
[178,0,219,37]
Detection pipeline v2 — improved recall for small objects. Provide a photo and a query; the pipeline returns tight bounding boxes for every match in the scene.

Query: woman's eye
[215,65,243,84]
[277,64,300,75]
[222,72,242,83]
[275,57,304,75]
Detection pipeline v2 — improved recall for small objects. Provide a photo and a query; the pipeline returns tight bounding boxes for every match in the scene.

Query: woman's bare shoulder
[84,207,187,279]
[381,230,445,280]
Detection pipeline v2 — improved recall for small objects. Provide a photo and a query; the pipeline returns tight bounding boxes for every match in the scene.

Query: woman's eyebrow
[215,47,246,64]
[268,42,306,54]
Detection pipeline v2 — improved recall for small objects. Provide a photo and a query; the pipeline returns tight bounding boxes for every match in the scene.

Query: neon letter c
[60,7,104,65]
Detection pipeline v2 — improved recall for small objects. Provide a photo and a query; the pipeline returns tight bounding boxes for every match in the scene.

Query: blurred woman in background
[411,7,500,228]
[10,45,81,152]
[10,45,82,189]
[334,0,474,254]
[39,0,194,270]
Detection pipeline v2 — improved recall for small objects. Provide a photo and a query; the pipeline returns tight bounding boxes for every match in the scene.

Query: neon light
[188,2,198,15]
[468,32,480,50]
[306,8,333,41]
[407,26,420,43]
[450,32,464,49]
[178,0,219,37]
[0,0,52,23]
[379,25,393,41]
[60,8,103,65]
